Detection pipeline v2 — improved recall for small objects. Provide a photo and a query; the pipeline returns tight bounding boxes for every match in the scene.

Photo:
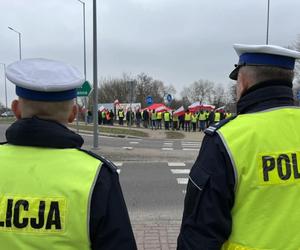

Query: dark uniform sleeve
[177,134,235,250]
[90,163,137,250]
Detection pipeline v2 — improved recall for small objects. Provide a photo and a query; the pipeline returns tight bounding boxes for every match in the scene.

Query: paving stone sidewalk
[132,220,181,250]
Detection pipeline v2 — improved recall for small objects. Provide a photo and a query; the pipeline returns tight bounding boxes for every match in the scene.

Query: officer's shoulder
[204,115,237,136]
[78,148,118,173]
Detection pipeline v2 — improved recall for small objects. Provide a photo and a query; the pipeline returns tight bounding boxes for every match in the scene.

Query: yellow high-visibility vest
[191,114,198,123]
[214,112,221,122]
[219,107,300,250]
[198,113,206,121]
[184,113,191,121]
[164,112,170,122]
[173,115,179,122]
[118,110,124,118]
[157,112,162,120]
[0,145,102,250]
[151,112,157,120]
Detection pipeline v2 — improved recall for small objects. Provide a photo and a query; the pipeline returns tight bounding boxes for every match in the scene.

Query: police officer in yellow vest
[178,44,300,250]
[0,58,137,250]
[164,111,171,130]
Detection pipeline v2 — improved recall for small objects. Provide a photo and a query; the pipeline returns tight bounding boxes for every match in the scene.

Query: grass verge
[69,124,149,138]
[165,131,185,139]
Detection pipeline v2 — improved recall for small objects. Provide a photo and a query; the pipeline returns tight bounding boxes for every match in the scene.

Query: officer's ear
[68,104,78,123]
[11,99,22,120]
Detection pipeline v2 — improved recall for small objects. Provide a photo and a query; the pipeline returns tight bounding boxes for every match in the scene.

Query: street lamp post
[77,0,88,125]
[93,0,99,148]
[266,0,270,45]
[0,63,8,113]
[8,26,22,60]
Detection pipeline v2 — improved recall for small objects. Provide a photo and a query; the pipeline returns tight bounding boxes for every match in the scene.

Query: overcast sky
[0,0,300,106]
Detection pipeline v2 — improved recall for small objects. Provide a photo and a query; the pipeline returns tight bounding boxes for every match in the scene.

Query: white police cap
[229,44,300,80]
[6,58,84,101]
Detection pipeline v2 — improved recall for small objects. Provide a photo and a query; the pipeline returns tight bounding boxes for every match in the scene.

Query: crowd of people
[88,108,233,132]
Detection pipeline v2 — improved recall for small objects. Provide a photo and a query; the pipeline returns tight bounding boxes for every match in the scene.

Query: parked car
[0,111,14,117]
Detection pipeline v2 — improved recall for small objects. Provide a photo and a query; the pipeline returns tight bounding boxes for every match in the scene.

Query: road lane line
[122,146,133,150]
[171,169,190,174]
[177,178,189,185]
[162,148,174,151]
[168,162,186,167]
[182,148,199,151]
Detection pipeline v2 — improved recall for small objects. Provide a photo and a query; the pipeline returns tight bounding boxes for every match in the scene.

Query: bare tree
[180,79,215,104]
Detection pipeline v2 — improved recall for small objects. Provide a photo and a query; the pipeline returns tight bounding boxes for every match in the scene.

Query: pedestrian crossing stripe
[129,141,139,144]
[182,148,198,151]
[117,169,121,174]
[168,162,186,167]
[171,169,190,174]
[177,178,188,184]
[162,148,174,151]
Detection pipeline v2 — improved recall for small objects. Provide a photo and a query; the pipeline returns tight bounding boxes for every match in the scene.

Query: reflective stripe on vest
[218,107,300,250]
[0,145,102,250]
[184,113,191,121]
[214,112,221,122]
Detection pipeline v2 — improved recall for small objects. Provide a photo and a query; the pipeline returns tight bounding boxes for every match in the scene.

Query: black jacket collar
[5,116,83,148]
[237,80,295,114]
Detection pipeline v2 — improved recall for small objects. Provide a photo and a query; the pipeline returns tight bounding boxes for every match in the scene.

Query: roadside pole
[92,0,98,148]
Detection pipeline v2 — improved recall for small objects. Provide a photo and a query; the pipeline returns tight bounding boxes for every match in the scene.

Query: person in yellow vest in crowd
[156,111,162,129]
[191,112,198,132]
[151,109,157,130]
[178,44,300,250]
[163,111,171,130]
[101,110,106,124]
[184,109,192,132]
[198,110,206,132]
[214,110,221,123]
[172,111,179,130]
[225,111,232,119]
[0,58,137,250]
[118,108,125,125]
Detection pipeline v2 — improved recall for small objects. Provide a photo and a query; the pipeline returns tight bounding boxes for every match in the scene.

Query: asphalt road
[0,123,201,223]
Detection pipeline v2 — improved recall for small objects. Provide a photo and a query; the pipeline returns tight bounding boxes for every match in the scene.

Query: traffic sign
[77,81,92,97]
[146,96,153,105]
[164,94,173,103]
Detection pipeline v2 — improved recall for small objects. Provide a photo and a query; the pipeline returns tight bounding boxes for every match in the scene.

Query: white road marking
[163,143,173,145]
[162,148,174,151]
[182,148,199,151]
[171,169,190,174]
[181,144,200,147]
[164,141,174,143]
[113,162,123,167]
[122,147,133,150]
[177,178,189,185]
[182,190,186,194]
[129,141,139,144]
[168,162,186,167]
[183,141,200,144]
